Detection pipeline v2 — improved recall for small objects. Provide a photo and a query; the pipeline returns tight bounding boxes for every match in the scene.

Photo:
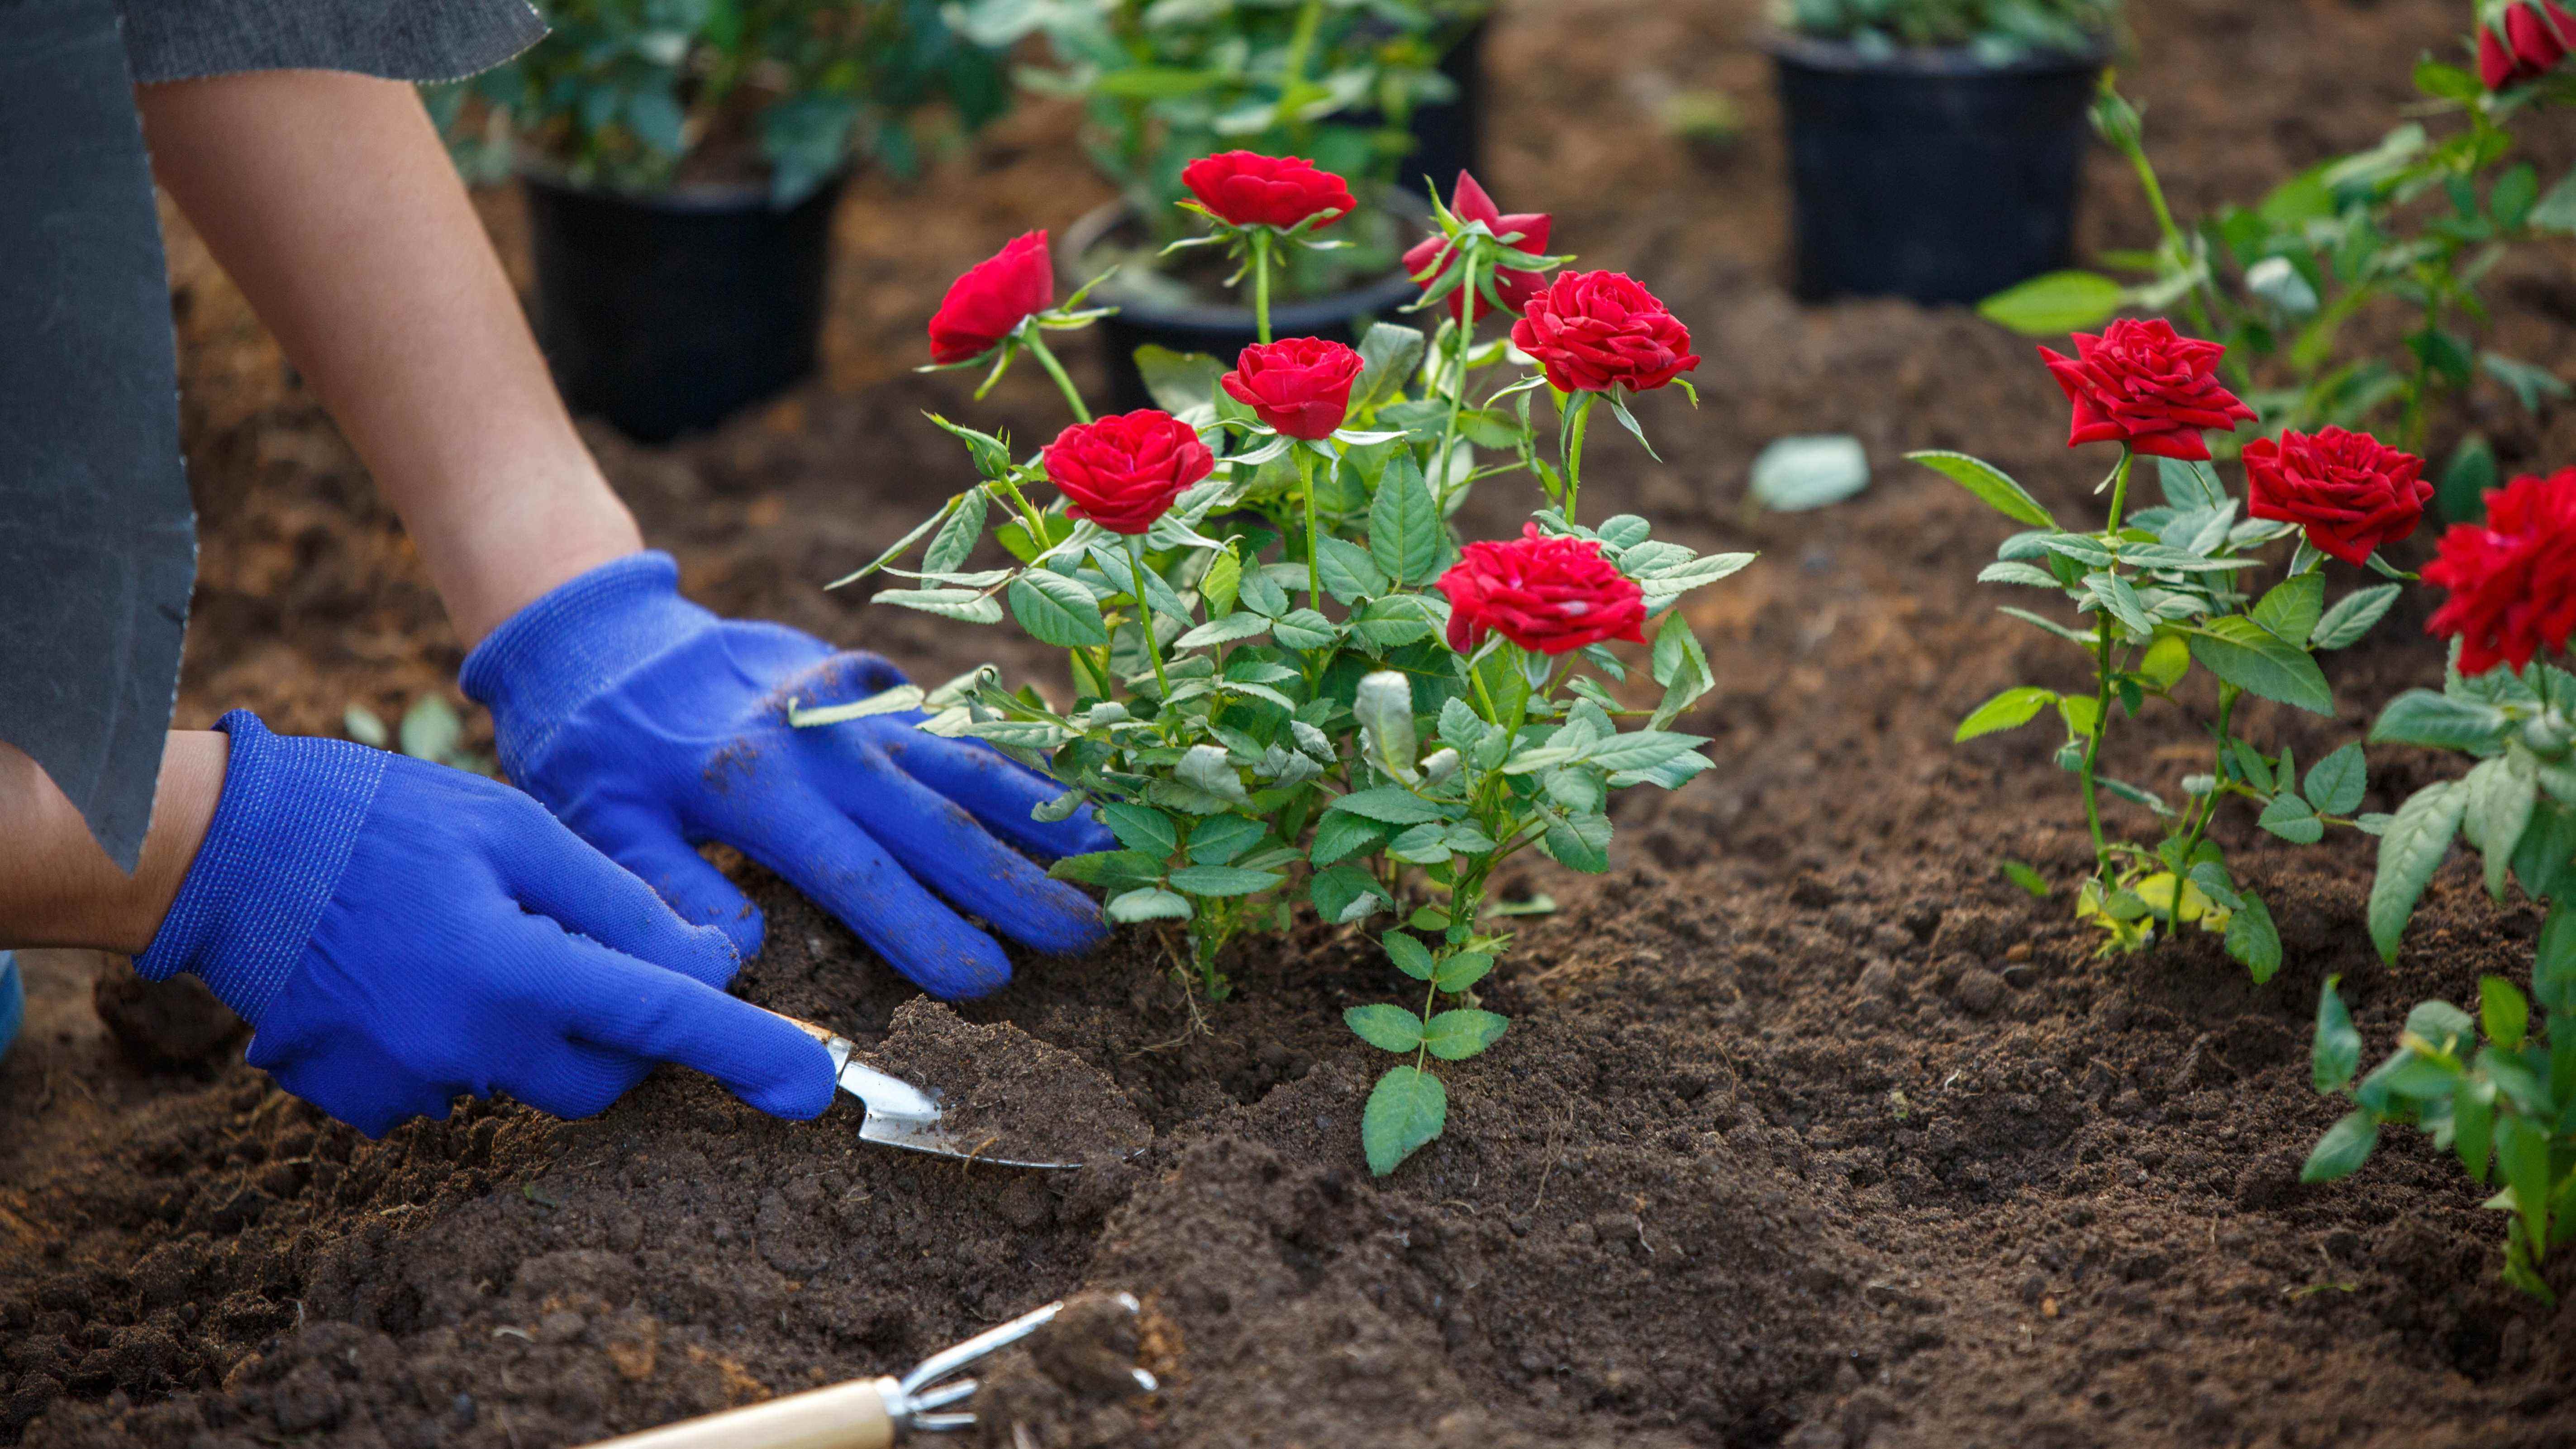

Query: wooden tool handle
[579,1377,903,1449]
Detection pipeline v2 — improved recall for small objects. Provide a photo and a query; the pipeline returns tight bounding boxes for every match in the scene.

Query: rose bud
[2482,23,2524,88]
[2508,0,2574,75]
[2243,426,2431,567]
[1181,151,1357,233]
[2038,318,2257,461]
[1220,338,1365,439]
[1436,524,1649,657]
[1403,171,1554,325]
[1040,410,1216,535]
[928,231,1055,365]
[1509,271,1700,395]
[2425,467,2576,675]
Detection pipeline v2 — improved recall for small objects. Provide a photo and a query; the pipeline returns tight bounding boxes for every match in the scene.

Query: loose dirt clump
[865,998,1151,1167]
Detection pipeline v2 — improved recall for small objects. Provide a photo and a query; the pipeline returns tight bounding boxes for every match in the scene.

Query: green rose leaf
[2371,781,2465,963]
[1105,887,1192,923]
[2186,617,2333,715]
[2312,584,2401,650]
[1367,455,1442,585]
[1956,686,2057,741]
[2312,976,2361,1093]
[1317,537,1390,603]
[1909,451,2058,529]
[2370,689,2509,751]
[1344,1004,1425,1053]
[1007,570,1111,647]
[1433,951,1495,992]
[2225,891,2283,983]
[2300,1111,2381,1183]
[1327,787,1448,825]
[2253,572,2325,648]
[1421,1008,1509,1061]
[1381,930,1436,981]
[2303,742,2367,816]
[1976,269,2125,335]
[1361,1065,1447,1176]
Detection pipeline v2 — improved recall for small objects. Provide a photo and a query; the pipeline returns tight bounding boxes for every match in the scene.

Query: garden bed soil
[7,0,2576,1446]
[862,998,1152,1167]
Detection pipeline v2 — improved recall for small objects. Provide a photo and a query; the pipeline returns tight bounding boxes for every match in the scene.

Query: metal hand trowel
[775,1015,1094,1170]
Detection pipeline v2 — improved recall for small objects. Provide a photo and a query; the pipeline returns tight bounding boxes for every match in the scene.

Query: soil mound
[865,998,1151,1167]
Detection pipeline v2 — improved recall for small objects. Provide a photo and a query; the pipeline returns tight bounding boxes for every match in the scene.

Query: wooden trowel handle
[579,1377,903,1449]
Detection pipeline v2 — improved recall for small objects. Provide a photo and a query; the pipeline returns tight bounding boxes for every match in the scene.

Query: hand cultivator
[581,1296,1155,1448]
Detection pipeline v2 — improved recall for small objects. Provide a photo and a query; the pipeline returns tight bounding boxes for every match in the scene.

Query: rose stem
[2166,681,2238,929]
[2076,444,2137,885]
[1123,533,1171,696]
[1297,445,1324,611]
[1561,390,1595,524]
[1024,333,1091,424]
[1252,230,1274,346]
[1433,248,1479,514]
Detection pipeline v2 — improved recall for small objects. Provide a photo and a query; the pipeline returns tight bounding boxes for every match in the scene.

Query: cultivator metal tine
[890,1292,1155,1436]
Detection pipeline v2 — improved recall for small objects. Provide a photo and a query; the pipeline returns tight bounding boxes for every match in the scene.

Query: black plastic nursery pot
[522,170,845,444]
[1397,16,1489,196]
[1065,202,1427,416]
[1769,35,2104,306]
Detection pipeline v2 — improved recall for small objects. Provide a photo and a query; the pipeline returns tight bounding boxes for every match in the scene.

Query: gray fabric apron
[0,0,539,871]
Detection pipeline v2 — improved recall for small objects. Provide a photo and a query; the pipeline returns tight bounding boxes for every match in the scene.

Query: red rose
[1181,152,1356,233]
[2510,1,2573,75]
[2425,468,2576,675]
[2243,427,2431,567]
[928,231,1054,365]
[2483,23,2523,88]
[1509,271,1700,395]
[1436,524,1648,657]
[1040,410,1215,536]
[2038,319,2256,462]
[1403,171,1554,326]
[1220,338,1364,439]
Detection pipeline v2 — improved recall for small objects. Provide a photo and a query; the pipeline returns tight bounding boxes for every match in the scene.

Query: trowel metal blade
[831,1043,1084,1171]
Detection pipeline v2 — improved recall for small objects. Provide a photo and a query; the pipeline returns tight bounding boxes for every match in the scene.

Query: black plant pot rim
[1060,197,1428,340]
[515,156,851,214]
[1763,30,2109,78]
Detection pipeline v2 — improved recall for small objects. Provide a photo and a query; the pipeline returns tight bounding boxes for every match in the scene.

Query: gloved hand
[137,712,836,1137]
[461,552,1111,1000]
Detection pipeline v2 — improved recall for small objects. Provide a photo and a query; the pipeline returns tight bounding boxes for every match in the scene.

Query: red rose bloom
[2501,1,2574,83]
[1220,338,1364,439]
[1403,171,1554,326]
[1040,410,1215,536]
[2425,469,2576,675]
[1436,524,1648,656]
[2243,426,2431,567]
[928,231,1054,365]
[2482,23,2523,88]
[1181,152,1355,232]
[1510,271,1700,395]
[2038,319,2256,462]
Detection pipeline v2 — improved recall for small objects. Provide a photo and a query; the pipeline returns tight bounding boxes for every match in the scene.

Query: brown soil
[862,998,1152,1167]
[8,1,2576,1447]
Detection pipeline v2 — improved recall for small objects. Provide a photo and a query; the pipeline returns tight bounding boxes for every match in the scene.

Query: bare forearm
[0,734,226,953]
[136,71,641,644]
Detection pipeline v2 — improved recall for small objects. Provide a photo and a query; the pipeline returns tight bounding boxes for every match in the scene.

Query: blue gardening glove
[137,713,836,1137]
[461,552,1111,1000]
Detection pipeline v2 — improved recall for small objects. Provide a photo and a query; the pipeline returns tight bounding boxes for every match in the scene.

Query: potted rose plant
[1769,0,2119,304]
[949,0,1495,410]
[430,0,1009,441]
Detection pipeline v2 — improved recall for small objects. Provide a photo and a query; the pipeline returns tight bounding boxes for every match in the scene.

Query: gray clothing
[119,0,544,84]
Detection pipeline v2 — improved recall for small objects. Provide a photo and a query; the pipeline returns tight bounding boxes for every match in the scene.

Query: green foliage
[1774,0,2116,57]
[2317,655,2576,1298]
[952,0,1489,243]
[1981,70,2576,455]
[1921,440,2401,978]
[428,0,1009,203]
[817,194,1746,1178]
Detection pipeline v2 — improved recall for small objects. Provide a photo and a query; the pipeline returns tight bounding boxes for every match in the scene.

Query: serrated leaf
[2371,782,2465,962]
[1978,561,2062,588]
[1956,686,2057,741]
[923,489,990,575]
[1909,451,2057,528]
[1367,456,1441,585]
[2225,891,2282,982]
[2481,975,2531,1052]
[2259,793,2325,844]
[1316,537,1389,603]
[1353,322,1426,410]
[2301,1111,2381,1182]
[1200,549,1243,618]
[1176,744,1252,808]
[1311,810,1389,866]
[1976,269,2124,335]
[1382,930,1436,980]
[2304,742,2367,816]
[2371,689,2509,750]
[1543,812,1613,872]
[2086,573,2156,636]
[2454,1078,2495,1185]
[2157,457,2228,513]
[1007,571,1111,647]
[1271,608,1337,650]
[1327,786,1447,825]
[2187,619,2333,715]
[2254,572,2325,648]
[2464,750,2539,898]
[873,587,1005,624]
[2497,1115,2552,1258]
[1100,802,1177,858]
[1106,887,1192,923]
[1310,862,1386,925]
[1433,952,1494,991]
[1362,1066,1447,1176]
[1422,1008,1509,1061]
[1345,1004,1425,1053]
[1174,612,1272,649]
[1183,813,1266,865]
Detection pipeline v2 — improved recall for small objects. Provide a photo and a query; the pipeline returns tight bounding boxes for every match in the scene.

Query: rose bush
[2244,426,2432,567]
[1929,325,2409,975]
[828,155,1746,1176]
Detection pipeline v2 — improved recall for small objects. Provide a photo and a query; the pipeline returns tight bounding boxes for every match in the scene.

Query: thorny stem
[1252,230,1275,346]
[2078,446,2138,884]
[1561,391,1595,525]
[1124,534,1171,696]
[1025,333,1091,425]
[1297,446,1324,610]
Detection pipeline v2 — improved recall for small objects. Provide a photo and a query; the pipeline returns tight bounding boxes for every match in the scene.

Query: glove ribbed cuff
[134,712,385,1027]
[459,550,714,777]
